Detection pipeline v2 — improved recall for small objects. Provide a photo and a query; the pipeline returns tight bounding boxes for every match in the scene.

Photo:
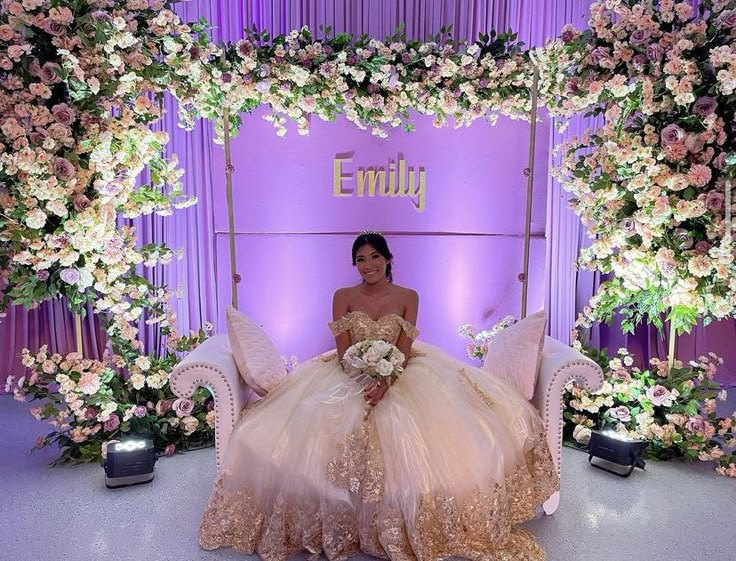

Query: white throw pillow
[482,309,547,400]
[226,306,287,397]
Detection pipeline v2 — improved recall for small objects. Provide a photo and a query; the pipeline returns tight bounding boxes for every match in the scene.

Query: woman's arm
[366,289,418,405]
[332,288,351,365]
[396,289,419,369]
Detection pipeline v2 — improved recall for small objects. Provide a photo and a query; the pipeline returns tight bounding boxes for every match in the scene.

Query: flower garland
[543,0,736,335]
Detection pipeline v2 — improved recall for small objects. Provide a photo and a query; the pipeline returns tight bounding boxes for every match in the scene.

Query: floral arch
[1,0,735,469]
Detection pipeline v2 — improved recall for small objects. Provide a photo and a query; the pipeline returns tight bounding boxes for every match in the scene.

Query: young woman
[199,232,558,561]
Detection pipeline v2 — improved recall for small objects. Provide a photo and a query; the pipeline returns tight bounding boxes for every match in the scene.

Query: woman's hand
[364,378,389,406]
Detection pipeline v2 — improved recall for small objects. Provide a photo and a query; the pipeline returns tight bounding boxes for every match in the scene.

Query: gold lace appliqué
[327,311,419,345]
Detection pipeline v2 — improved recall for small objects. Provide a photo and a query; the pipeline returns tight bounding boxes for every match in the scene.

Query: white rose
[364,348,381,364]
[372,341,391,357]
[134,356,151,371]
[26,208,47,229]
[182,415,199,435]
[347,356,366,371]
[390,349,405,366]
[573,424,592,445]
[128,373,145,390]
[377,359,393,378]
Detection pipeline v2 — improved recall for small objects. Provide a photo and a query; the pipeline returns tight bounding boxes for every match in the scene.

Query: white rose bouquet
[342,340,406,383]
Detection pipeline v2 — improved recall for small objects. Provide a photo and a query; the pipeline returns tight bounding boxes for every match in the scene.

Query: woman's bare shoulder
[391,284,419,302]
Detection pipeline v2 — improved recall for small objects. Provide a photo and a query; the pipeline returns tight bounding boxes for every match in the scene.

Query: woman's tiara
[359,230,383,237]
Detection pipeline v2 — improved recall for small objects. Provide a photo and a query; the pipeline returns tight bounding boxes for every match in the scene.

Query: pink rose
[164,444,176,457]
[47,123,72,140]
[684,133,705,154]
[0,25,14,42]
[104,414,120,432]
[154,399,172,416]
[661,124,686,147]
[53,157,75,180]
[705,191,724,212]
[712,152,727,170]
[173,397,194,417]
[694,240,711,254]
[85,406,98,420]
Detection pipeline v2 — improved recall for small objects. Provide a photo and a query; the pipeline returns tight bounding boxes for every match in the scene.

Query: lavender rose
[59,268,80,285]
[71,194,91,212]
[53,157,75,180]
[660,123,686,147]
[38,62,62,85]
[645,385,677,407]
[590,46,612,66]
[685,415,707,434]
[712,152,727,170]
[705,191,724,212]
[51,103,76,125]
[609,406,632,422]
[716,10,736,28]
[692,96,718,117]
[621,217,637,236]
[134,405,147,418]
[36,270,50,281]
[43,20,65,37]
[173,397,194,417]
[646,43,664,62]
[629,29,652,46]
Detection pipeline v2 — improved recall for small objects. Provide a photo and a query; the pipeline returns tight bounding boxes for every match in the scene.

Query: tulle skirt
[199,341,558,561]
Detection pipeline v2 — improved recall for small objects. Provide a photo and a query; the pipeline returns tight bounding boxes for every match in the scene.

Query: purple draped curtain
[3,0,733,388]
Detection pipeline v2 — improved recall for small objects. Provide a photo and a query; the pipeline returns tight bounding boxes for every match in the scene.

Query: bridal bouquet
[342,340,406,383]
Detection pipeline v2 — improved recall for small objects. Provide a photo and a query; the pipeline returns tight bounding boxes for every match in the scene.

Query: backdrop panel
[215,233,545,361]
[212,109,549,235]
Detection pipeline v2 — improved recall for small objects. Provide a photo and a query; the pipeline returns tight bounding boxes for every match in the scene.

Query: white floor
[2,394,734,561]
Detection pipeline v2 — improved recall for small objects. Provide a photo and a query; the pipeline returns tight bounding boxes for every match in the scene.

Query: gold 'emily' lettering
[333,156,353,197]
[333,154,426,212]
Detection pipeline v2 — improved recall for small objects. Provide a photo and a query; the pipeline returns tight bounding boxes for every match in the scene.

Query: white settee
[171,333,602,515]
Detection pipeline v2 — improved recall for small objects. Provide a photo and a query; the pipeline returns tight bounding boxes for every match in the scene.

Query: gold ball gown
[199,311,558,561]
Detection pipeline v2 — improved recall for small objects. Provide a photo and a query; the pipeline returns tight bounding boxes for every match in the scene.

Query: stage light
[103,438,157,488]
[588,429,646,478]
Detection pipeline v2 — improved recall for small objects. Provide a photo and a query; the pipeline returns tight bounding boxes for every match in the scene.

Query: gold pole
[667,316,676,373]
[223,109,238,309]
[221,52,239,310]
[521,67,540,320]
[74,312,83,354]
